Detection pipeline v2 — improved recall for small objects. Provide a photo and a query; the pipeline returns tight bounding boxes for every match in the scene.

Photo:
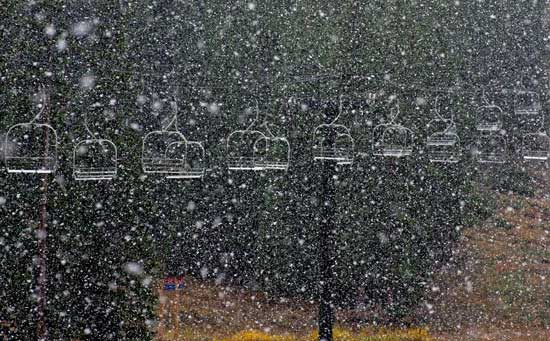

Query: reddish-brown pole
[36,88,51,340]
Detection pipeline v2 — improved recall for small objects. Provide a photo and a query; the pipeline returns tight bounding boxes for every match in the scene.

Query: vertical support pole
[318,160,336,341]
[36,184,49,341]
[318,124,337,341]
[36,90,50,341]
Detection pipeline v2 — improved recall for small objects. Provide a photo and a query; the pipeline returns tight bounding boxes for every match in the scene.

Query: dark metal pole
[318,154,337,340]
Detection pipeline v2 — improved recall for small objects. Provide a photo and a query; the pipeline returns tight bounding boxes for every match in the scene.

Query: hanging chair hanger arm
[434,95,446,121]
[388,102,401,124]
[30,104,46,124]
[443,120,457,134]
[434,94,457,133]
[163,84,180,132]
[30,85,48,124]
[258,99,278,138]
[329,94,345,125]
[481,87,491,105]
[245,99,262,131]
[83,108,95,138]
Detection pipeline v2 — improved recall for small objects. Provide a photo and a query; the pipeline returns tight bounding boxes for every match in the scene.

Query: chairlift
[254,136,291,171]
[514,90,541,116]
[372,104,413,158]
[227,129,268,171]
[227,101,290,171]
[426,97,461,163]
[142,130,186,175]
[514,89,544,132]
[254,101,291,171]
[74,139,118,181]
[165,141,206,179]
[142,98,205,179]
[313,96,355,165]
[4,101,58,174]
[475,133,507,164]
[521,131,550,161]
[475,104,503,131]
[426,131,460,163]
[73,108,118,181]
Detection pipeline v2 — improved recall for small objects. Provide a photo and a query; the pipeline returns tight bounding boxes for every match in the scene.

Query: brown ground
[175,278,318,340]
[426,192,550,340]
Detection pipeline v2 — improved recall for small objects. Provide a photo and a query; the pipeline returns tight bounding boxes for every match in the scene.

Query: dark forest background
[0,1,548,339]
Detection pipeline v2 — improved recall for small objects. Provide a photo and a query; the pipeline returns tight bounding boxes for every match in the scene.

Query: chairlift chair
[165,140,206,179]
[515,90,541,116]
[521,131,550,161]
[5,123,58,174]
[227,101,291,171]
[142,130,187,175]
[254,102,291,171]
[73,108,118,181]
[313,124,354,164]
[313,97,355,165]
[5,102,58,174]
[475,133,507,164]
[379,125,414,157]
[372,105,413,158]
[254,136,291,171]
[227,129,268,171]
[426,131,461,163]
[143,131,206,179]
[476,104,503,131]
[425,99,461,163]
[74,139,118,181]
[142,97,206,179]
[514,89,544,132]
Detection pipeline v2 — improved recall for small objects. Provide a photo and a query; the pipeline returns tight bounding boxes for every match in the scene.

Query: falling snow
[1,1,550,341]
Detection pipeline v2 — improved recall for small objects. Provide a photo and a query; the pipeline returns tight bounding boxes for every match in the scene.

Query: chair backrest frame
[73,138,118,181]
[5,122,59,174]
